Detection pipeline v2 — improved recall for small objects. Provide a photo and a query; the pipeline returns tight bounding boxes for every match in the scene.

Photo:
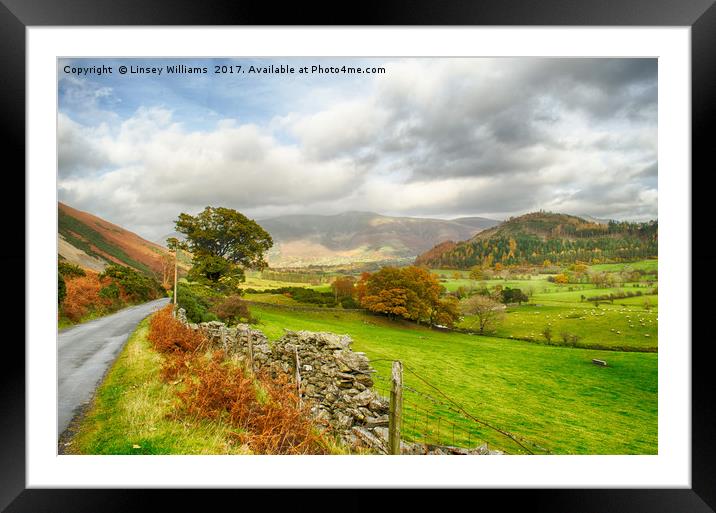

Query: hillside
[58,202,180,278]
[255,212,499,267]
[415,211,657,268]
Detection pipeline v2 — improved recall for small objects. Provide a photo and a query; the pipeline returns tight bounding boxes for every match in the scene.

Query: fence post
[389,360,403,455]
[247,330,254,374]
[294,347,302,407]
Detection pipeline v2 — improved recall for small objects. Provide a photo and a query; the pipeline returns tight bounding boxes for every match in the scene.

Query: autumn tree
[508,238,517,259]
[357,266,460,327]
[175,206,273,291]
[460,295,505,334]
[468,266,484,281]
[331,276,356,300]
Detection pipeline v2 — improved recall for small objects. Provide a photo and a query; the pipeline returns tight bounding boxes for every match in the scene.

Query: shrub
[542,326,553,343]
[211,295,254,325]
[100,264,163,303]
[559,331,581,346]
[58,261,86,278]
[62,273,109,321]
[339,296,360,309]
[99,282,120,301]
[174,355,330,454]
[149,305,331,454]
[177,285,218,323]
[58,274,66,306]
[148,304,208,354]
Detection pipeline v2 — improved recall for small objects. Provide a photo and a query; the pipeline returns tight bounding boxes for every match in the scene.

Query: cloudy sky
[58,57,657,241]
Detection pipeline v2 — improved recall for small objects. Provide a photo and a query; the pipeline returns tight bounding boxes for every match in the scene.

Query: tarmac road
[57,297,169,438]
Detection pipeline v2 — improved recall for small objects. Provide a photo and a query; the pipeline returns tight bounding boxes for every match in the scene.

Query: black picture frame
[3,1,712,511]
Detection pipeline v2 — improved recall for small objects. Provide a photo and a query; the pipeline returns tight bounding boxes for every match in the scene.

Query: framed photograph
[5,0,713,511]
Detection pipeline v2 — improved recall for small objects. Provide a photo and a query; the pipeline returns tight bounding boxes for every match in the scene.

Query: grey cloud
[59,58,657,240]
[296,58,656,188]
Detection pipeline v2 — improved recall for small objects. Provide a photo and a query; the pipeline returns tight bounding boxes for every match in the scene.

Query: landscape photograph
[57,57,658,456]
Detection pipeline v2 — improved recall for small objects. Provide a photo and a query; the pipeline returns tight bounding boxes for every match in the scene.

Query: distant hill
[58,202,184,277]
[415,211,657,269]
[255,212,500,267]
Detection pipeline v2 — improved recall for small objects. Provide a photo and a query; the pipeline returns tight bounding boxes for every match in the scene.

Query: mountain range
[157,211,500,267]
[256,212,499,266]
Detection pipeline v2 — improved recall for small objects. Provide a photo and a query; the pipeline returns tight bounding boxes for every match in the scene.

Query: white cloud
[58,58,658,239]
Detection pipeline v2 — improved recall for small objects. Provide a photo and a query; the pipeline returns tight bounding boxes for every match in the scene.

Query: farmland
[249,303,657,454]
[232,259,658,454]
[243,260,659,352]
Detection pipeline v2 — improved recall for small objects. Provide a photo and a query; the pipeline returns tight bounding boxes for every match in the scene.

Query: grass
[424,259,659,352]
[68,314,353,455]
[589,260,658,273]
[250,303,657,455]
[473,303,657,351]
[238,271,327,291]
[67,318,254,454]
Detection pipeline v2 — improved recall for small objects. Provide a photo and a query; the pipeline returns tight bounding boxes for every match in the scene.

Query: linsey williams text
[125,65,209,75]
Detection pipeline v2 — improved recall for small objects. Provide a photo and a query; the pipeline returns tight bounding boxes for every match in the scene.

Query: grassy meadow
[237,259,659,454]
[250,303,657,454]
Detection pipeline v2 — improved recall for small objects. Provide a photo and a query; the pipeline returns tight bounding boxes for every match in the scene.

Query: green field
[478,303,657,351]
[250,303,657,454]
[589,260,658,273]
[428,260,659,352]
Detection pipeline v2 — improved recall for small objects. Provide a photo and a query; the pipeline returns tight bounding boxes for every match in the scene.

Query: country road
[58,297,169,438]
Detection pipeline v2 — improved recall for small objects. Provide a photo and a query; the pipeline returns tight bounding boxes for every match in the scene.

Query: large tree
[357,266,460,327]
[175,206,273,290]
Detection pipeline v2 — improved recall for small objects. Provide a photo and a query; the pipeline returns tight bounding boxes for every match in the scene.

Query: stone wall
[176,307,502,455]
[177,308,390,451]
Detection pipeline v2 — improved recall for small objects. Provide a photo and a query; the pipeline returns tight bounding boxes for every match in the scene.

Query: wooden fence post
[294,347,302,407]
[389,360,403,455]
[247,330,254,374]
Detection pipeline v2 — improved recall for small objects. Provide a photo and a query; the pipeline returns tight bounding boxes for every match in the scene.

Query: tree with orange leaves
[357,266,460,327]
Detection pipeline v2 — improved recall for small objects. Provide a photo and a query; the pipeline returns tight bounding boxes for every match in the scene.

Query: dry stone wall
[176,307,502,455]
[177,308,390,451]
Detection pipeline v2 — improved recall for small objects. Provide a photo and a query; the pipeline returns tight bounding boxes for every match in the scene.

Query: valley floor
[250,303,657,455]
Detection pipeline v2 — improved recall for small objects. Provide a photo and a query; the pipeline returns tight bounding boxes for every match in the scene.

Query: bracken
[148,306,330,454]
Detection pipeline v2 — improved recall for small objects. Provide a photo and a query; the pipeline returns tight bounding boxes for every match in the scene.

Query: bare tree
[460,295,506,334]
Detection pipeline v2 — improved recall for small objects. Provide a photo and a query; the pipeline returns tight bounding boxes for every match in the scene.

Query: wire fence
[368,361,551,455]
